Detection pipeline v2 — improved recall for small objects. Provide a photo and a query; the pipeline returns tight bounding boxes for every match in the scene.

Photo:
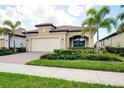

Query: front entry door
[73,37,85,48]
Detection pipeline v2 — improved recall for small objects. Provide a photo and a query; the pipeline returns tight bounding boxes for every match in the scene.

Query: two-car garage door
[31,37,60,52]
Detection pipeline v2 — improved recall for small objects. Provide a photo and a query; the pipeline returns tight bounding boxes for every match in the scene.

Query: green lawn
[0,72,120,88]
[120,57,124,61]
[26,59,124,72]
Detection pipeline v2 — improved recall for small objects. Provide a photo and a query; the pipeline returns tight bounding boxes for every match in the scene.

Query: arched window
[73,37,85,48]
[69,35,85,48]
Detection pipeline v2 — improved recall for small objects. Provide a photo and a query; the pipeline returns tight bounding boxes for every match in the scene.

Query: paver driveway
[0,52,48,64]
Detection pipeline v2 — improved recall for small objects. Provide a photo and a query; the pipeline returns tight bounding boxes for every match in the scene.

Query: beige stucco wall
[26,26,94,51]
[0,39,5,48]
[99,32,124,47]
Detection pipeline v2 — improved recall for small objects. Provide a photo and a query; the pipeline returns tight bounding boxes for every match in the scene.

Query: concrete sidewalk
[0,62,124,86]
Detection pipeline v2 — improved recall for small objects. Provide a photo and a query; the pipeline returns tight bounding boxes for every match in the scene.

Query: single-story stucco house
[99,31,124,47]
[0,30,26,49]
[26,23,94,52]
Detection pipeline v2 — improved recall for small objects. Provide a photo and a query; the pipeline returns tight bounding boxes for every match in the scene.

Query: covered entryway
[31,37,60,52]
[69,35,87,48]
[0,39,5,48]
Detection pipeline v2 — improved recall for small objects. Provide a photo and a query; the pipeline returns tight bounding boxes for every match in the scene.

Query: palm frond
[101,23,112,33]
[106,18,116,27]
[98,6,110,19]
[100,18,116,32]
[0,27,11,35]
[117,22,124,32]
[86,8,97,16]
[84,27,97,33]
[82,17,97,27]
[15,21,21,28]
[82,17,98,36]
[0,27,4,35]
[3,20,15,29]
[101,18,117,27]
[81,26,97,37]
[117,12,124,21]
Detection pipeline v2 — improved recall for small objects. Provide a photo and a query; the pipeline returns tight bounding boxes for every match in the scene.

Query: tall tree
[0,27,11,35]
[0,27,12,48]
[82,6,116,53]
[116,6,124,32]
[3,20,21,52]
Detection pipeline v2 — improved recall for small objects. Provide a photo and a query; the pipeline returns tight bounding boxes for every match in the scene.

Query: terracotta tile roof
[24,29,38,34]
[27,24,81,34]
[50,25,81,32]
[35,23,56,28]
[56,25,81,30]
[15,31,25,37]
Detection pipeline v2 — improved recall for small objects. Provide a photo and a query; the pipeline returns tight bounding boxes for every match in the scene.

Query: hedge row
[69,47,94,49]
[41,53,81,60]
[9,47,26,53]
[0,47,13,56]
[0,47,26,56]
[54,49,96,54]
[40,53,122,61]
[105,46,124,56]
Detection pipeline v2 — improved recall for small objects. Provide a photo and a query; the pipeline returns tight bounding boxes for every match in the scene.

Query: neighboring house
[0,30,26,49]
[26,23,94,52]
[99,31,124,47]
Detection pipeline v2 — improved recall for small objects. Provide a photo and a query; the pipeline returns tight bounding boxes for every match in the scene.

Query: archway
[69,35,86,48]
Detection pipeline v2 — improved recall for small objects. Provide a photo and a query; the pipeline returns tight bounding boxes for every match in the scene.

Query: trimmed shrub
[82,49,96,54]
[100,48,108,54]
[10,47,26,53]
[40,53,81,60]
[81,53,122,61]
[105,46,124,56]
[54,48,96,54]
[17,47,26,52]
[54,49,77,54]
[40,53,122,61]
[119,53,124,57]
[0,47,13,56]
[54,49,83,54]
[69,47,94,49]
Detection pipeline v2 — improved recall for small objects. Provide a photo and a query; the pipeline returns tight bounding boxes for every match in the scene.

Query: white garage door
[31,37,60,52]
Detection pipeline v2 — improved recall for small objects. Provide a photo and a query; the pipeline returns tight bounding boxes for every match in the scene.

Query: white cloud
[0,5,81,29]
[16,5,52,22]
[51,9,76,26]
[67,5,84,16]
[0,6,26,29]
[0,6,25,22]
[16,5,77,26]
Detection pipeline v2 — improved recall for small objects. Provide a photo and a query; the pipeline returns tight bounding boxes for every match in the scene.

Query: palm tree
[0,27,12,49]
[82,6,116,53]
[116,6,124,32]
[0,27,11,35]
[3,20,21,52]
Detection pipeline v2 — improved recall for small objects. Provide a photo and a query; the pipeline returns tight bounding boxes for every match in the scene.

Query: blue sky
[0,5,123,43]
